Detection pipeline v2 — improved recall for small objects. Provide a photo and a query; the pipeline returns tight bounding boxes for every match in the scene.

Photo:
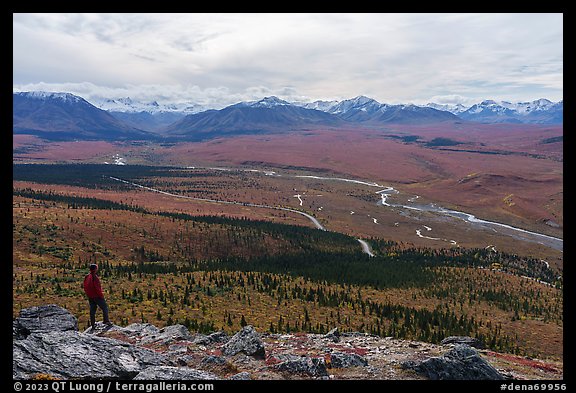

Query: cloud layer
[13,13,563,107]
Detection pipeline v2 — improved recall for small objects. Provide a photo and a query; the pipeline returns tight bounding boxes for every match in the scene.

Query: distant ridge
[320,96,460,124]
[91,97,206,131]
[163,96,563,141]
[161,95,460,139]
[162,96,345,139]
[456,99,563,124]
[13,91,563,141]
[295,95,562,125]
[13,92,154,141]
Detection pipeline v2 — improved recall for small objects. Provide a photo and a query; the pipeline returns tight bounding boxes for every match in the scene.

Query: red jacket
[83,273,104,299]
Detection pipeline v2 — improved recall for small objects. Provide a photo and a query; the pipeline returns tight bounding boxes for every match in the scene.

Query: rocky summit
[13,305,562,380]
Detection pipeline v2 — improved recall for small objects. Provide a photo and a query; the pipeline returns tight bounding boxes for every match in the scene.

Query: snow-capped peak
[462,98,558,116]
[251,96,291,108]
[479,100,498,106]
[296,100,340,112]
[425,102,467,114]
[350,95,377,105]
[91,97,205,114]
[15,91,86,104]
[510,98,554,114]
[329,96,383,114]
[116,97,133,106]
[230,96,293,109]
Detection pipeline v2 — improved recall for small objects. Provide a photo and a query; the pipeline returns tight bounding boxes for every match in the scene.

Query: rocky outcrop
[13,305,217,380]
[402,344,505,380]
[329,351,368,368]
[95,323,195,346]
[14,304,78,339]
[191,331,230,346]
[13,330,167,379]
[221,325,265,359]
[13,305,562,380]
[272,356,329,378]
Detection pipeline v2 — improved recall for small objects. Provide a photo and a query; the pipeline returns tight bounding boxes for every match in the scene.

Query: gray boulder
[402,344,505,380]
[273,357,328,378]
[441,336,484,349]
[200,355,228,366]
[13,330,167,380]
[133,366,220,380]
[14,304,78,338]
[192,331,230,346]
[221,325,265,358]
[139,324,194,345]
[112,323,160,337]
[330,351,368,368]
[208,331,230,343]
[91,323,195,346]
[191,334,212,346]
[13,321,21,339]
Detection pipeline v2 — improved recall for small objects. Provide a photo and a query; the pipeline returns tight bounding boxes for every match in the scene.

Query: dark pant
[89,297,110,327]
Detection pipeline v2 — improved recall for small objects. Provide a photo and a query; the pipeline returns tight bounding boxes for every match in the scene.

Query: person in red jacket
[83,263,112,330]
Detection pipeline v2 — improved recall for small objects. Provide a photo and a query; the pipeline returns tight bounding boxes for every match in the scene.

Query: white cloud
[12,81,314,109]
[426,95,476,106]
[13,13,563,106]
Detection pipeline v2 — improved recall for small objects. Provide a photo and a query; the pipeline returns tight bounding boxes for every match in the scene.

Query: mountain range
[163,97,346,139]
[455,99,563,124]
[304,95,460,124]
[92,97,206,132]
[13,92,155,140]
[13,91,563,141]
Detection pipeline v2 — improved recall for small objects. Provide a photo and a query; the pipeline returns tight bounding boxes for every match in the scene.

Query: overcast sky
[13,13,563,108]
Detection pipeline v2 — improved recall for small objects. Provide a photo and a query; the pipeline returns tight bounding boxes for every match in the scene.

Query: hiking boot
[104,321,113,326]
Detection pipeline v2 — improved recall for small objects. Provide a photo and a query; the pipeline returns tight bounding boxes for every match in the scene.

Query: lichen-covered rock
[330,351,368,368]
[221,325,265,358]
[140,324,194,345]
[208,331,230,343]
[401,344,505,380]
[92,323,194,346]
[13,330,167,380]
[200,355,228,366]
[191,333,212,346]
[109,323,160,339]
[273,357,328,378]
[191,331,230,346]
[14,304,78,339]
[11,306,554,381]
